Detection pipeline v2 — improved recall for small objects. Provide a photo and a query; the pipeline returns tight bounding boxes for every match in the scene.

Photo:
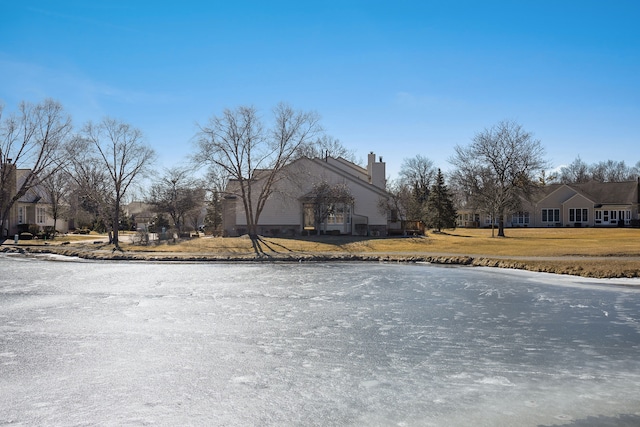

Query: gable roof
[535,180,639,206]
[569,180,639,205]
[16,169,50,204]
[305,157,390,197]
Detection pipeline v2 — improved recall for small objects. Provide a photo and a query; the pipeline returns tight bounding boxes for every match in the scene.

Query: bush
[40,226,56,240]
[19,232,33,240]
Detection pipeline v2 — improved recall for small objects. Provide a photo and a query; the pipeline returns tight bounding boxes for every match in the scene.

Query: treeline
[390,120,638,237]
[2,99,637,243]
[0,99,355,243]
[553,157,640,184]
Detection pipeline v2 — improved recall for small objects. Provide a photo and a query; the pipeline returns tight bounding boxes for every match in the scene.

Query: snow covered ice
[1,255,640,426]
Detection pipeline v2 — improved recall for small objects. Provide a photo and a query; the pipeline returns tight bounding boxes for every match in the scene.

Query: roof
[16,169,49,204]
[535,180,639,206]
[569,180,639,205]
[224,155,391,198]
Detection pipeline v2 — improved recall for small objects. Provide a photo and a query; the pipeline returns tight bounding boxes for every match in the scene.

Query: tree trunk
[112,200,120,248]
[491,212,495,238]
[498,213,505,237]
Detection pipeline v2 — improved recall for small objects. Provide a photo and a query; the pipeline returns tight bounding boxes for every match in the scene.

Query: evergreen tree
[424,169,457,232]
[204,190,223,235]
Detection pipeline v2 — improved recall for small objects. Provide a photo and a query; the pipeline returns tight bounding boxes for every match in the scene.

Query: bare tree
[295,135,356,162]
[0,99,71,237]
[147,168,205,232]
[378,179,409,219]
[79,118,155,248]
[65,137,113,232]
[304,181,354,233]
[203,165,229,235]
[589,160,634,182]
[451,120,547,237]
[40,167,71,236]
[195,103,321,239]
[557,156,590,184]
[555,157,637,184]
[398,155,437,223]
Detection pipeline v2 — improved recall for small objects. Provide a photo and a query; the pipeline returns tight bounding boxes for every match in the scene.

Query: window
[595,211,602,220]
[327,204,350,224]
[484,215,497,225]
[542,208,559,223]
[611,211,617,220]
[570,208,589,222]
[512,211,530,224]
[18,207,24,224]
[36,207,46,224]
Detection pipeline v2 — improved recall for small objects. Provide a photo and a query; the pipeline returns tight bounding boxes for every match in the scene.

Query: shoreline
[3,244,640,281]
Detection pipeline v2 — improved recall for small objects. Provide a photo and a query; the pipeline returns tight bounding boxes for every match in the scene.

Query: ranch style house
[458,179,640,229]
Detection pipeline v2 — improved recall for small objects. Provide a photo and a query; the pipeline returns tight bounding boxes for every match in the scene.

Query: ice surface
[1,255,640,426]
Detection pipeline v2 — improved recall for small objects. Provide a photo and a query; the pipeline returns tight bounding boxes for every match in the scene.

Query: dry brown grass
[9,228,639,278]
[120,227,640,258]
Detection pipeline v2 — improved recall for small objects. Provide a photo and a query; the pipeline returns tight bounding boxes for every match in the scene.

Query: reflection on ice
[1,256,640,426]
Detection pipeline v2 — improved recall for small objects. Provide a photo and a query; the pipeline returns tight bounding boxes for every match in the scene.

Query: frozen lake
[1,254,640,426]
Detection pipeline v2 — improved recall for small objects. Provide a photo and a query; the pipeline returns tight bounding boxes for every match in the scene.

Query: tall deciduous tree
[424,169,457,232]
[79,118,155,248]
[195,103,321,238]
[378,178,412,222]
[398,155,437,223]
[147,168,205,232]
[203,166,228,235]
[40,167,71,236]
[554,157,638,184]
[558,156,590,184]
[589,160,635,182]
[451,120,547,237]
[295,135,356,163]
[0,99,71,237]
[65,139,113,232]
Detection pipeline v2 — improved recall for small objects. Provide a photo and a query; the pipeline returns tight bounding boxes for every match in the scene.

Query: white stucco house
[221,153,391,237]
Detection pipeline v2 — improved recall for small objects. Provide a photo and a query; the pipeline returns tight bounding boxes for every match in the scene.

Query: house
[125,201,156,231]
[457,179,640,228]
[222,153,390,237]
[532,180,639,227]
[1,163,71,238]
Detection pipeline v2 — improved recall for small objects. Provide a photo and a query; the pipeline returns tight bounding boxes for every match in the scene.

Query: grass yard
[120,227,640,258]
[6,228,640,278]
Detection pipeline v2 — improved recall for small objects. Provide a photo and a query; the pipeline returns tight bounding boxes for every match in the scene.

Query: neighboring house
[125,201,155,231]
[457,179,640,228]
[222,153,390,236]
[1,165,70,237]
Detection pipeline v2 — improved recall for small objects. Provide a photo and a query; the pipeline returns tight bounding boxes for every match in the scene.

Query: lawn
[120,227,640,258]
[6,228,640,278]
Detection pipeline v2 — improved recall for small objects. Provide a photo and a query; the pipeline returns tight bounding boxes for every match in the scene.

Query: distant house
[125,201,155,231]
[222,153,391,237]
[532,180,639,227]
[1,164,70,237]
[457,179,640,228]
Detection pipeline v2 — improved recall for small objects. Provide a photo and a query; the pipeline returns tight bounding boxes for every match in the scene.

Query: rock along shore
[2,245,639,281]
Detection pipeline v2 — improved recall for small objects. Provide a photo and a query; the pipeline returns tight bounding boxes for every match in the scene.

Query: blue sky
[1,1,639,180]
